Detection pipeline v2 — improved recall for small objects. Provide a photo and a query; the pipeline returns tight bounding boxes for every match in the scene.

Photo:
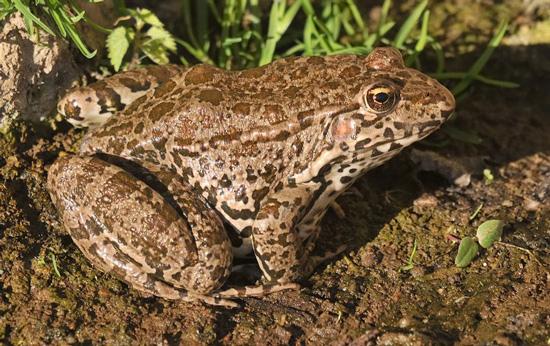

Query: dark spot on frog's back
[134,122,144,134]
[274,130,291,141]
[152,137,168,152]
[153,80,177,98]
[125,94,147,114]
[284,85,300,98]
[264,104,285,123]
[325,81,340,90]
[185,65,221,84]
[97,86,123,112]
[219,174,232,188]
[239,67,264,79]
[252,186,270,203]
[94,121,134,139]
[340,65,361,79]
[119,77,152,93]
[307,56,325,65]
[149,102,174,122]
[148,65,180,82]
[232,102,251,115]
[199,89,223,106]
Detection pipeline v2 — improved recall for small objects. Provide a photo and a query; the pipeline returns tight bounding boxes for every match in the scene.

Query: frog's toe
[329,201,347,219]
[134,279,240,308]
[216,282,300,298]
[191,294,240,308]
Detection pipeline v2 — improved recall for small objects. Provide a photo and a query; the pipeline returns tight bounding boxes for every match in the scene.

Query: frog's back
[80,55,373,158]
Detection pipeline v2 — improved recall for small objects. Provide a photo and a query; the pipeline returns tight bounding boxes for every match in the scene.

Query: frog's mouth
[355,121,442,156]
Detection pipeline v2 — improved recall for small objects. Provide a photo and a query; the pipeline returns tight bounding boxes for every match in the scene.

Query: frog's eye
[363,83,398,113]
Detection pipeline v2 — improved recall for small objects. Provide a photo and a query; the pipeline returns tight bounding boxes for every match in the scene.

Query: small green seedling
[455,236,479,268]
[455,219,504,267]
[476,219,504,248]
[49,252,61,277]
[483,169,494,185]
[469,203,484,221]
[399,239,418,272]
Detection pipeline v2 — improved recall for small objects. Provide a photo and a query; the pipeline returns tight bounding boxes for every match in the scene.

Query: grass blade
[432,72,519,88]
[393,0,427,49]
[260,0,301,65]
[452,19,509,95]
[303,14,314,55]
[13,0,55,35]
[345,0,364,31]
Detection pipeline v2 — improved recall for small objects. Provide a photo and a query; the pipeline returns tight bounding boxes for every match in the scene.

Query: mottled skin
[48,48,455,307]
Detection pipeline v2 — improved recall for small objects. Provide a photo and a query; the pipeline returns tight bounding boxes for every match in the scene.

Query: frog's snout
[419,78,456,120]
[439,84,456,119]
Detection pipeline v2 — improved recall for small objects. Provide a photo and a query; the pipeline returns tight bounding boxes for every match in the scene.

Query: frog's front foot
[47,155,235,306]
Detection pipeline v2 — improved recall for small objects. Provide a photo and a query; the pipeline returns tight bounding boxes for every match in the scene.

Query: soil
[0,1,548,345]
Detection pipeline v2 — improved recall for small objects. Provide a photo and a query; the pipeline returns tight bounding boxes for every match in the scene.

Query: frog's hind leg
[58,65,184,128]
[135,164,302,302]
[47,155,235,307]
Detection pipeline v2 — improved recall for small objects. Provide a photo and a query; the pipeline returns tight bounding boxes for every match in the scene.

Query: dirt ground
[0,2,549,345]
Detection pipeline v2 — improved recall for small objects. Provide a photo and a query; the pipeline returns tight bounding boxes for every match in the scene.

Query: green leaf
[136,8,163,28]
[455,236,479,268]
[476,220,504,249]
[142,39,170,65]
[107,26,131,71]
[146,26,176,52]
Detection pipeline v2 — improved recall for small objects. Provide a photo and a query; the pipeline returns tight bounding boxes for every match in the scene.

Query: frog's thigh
[58,64,184,128]
[47,155,232,299]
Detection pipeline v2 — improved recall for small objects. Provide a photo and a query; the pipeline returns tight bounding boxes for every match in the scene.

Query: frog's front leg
[58,65,184,128]
[252,186,340,284]
[47,155,236,307]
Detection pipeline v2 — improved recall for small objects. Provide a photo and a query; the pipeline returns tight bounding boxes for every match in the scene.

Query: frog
[47,47,455,307]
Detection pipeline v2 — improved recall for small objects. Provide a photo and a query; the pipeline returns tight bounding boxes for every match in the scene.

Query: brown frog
[47,47,455,307]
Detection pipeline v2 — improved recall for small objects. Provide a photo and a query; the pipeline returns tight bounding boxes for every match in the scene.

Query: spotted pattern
[48,47,455,306]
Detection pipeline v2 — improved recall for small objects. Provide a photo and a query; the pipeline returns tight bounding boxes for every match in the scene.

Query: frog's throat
[290,123,438,186]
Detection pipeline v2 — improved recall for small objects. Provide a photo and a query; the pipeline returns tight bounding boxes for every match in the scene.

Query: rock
[410,148,487,187]
[0,13,79,128]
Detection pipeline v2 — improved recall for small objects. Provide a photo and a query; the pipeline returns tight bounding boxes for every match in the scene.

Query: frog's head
[326,47,455,166]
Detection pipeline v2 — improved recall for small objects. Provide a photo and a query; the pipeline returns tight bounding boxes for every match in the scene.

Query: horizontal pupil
[374,93,389,103]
